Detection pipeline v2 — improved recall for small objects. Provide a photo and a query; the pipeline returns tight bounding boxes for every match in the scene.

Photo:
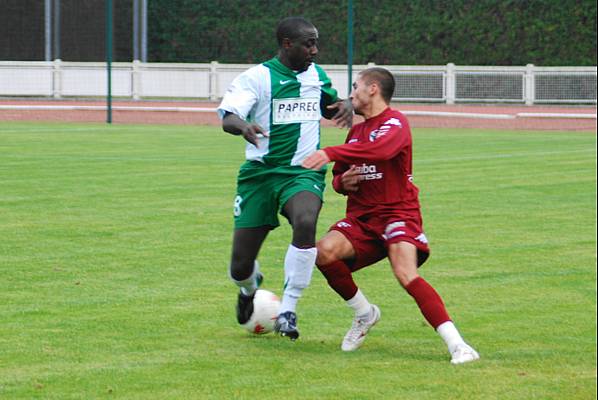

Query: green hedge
[148,0,596,66]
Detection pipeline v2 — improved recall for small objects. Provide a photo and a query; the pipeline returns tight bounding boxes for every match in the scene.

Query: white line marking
[0,105,595,119]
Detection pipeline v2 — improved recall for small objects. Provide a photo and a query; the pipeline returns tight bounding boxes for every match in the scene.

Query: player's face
[350,77,372,115]
[285,27,319,72]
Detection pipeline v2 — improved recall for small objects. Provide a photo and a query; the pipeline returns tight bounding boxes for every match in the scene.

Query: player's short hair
[359,67,395,104]
[276,17,316,46]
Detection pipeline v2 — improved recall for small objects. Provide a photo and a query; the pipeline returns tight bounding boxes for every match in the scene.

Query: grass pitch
[0,121,596,399]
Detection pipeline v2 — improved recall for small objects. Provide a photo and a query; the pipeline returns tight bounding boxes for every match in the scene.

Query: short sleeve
[217,66,262,120]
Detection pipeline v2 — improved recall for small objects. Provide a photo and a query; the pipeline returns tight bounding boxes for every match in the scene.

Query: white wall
[0,60,595,104]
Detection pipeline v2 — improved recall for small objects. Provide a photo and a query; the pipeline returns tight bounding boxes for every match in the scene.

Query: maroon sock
[405,277,451,329]
[317,260,358,300]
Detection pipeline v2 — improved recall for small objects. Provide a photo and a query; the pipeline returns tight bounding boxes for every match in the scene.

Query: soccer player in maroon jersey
[302,67,479,364]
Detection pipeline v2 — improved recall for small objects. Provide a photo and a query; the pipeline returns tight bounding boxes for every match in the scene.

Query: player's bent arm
[332,164,359,194]
[222,112,249,135]
[319,85,342,119]
[222,112,267,147]
[332,162,349,193]
[322,99,354,128]
[321,98,347,119]
[332,174,349,194]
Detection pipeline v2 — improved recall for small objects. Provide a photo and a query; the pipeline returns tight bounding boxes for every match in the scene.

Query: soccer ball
[242,289,281,334]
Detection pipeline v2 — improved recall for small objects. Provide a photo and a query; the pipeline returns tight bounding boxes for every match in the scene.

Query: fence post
[525,64,535,106]
[132,60,141,100]
[52,59,62,99]
[446,63,455,104]
[210,61,218,101]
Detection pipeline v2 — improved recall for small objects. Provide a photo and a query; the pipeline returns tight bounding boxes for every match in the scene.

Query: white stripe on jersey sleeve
[217,65,265,121]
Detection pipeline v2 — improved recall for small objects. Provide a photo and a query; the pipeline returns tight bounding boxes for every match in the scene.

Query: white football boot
[341,304,381,351]
[450,343,480,365]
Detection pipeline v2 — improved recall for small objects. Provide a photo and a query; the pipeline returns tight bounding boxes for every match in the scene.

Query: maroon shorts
[329,213,430,272]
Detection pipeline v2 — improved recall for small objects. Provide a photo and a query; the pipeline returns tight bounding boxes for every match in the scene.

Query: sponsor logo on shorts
[355,163,383,180]
[381,221,428,244]
[337,221,352,228]
[385,221,406,235]
[272,97,320,124]
[313,184,322,191]
[382,221,406,240]
[386,230,406,239]
[415,233,429,244]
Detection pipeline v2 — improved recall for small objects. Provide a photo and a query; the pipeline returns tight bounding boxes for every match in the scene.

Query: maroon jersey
[323,107,421,218]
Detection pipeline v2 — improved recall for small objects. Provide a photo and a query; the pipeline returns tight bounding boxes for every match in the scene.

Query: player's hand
[302,150,331,170]
[340,165,361,192]
[327,98,354,128]
[241,123,268,147]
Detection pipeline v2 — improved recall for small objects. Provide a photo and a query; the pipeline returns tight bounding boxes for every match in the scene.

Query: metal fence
[0,61,595,104]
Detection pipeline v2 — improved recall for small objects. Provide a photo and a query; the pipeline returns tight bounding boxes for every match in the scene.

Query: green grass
[0,121,595,399]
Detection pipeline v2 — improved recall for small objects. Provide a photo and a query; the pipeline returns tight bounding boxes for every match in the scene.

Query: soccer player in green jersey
[217,16,353,340]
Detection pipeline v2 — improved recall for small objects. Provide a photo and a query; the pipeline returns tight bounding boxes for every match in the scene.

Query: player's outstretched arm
[222,112,268,147]
[302,149,331,170]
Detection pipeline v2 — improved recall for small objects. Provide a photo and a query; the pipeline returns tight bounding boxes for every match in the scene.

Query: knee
[291,214,318,247]
[392,265,419,288]
[316,239,339,267]
[292,212,318,233]
[229,252,255,281]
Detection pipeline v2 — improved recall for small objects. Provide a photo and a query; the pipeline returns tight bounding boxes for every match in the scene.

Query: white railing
[0,60,595,104]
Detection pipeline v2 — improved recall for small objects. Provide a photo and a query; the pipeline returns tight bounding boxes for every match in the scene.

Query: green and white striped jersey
[217,57,338,166]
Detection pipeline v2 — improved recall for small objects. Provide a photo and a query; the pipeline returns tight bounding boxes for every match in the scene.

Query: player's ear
[369,82,379,96]
[281,37,293,50]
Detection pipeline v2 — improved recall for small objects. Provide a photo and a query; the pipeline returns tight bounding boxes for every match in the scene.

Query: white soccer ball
[242,289,281,334]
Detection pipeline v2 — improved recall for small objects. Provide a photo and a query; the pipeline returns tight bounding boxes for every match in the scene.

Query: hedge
[148,0,597,66]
